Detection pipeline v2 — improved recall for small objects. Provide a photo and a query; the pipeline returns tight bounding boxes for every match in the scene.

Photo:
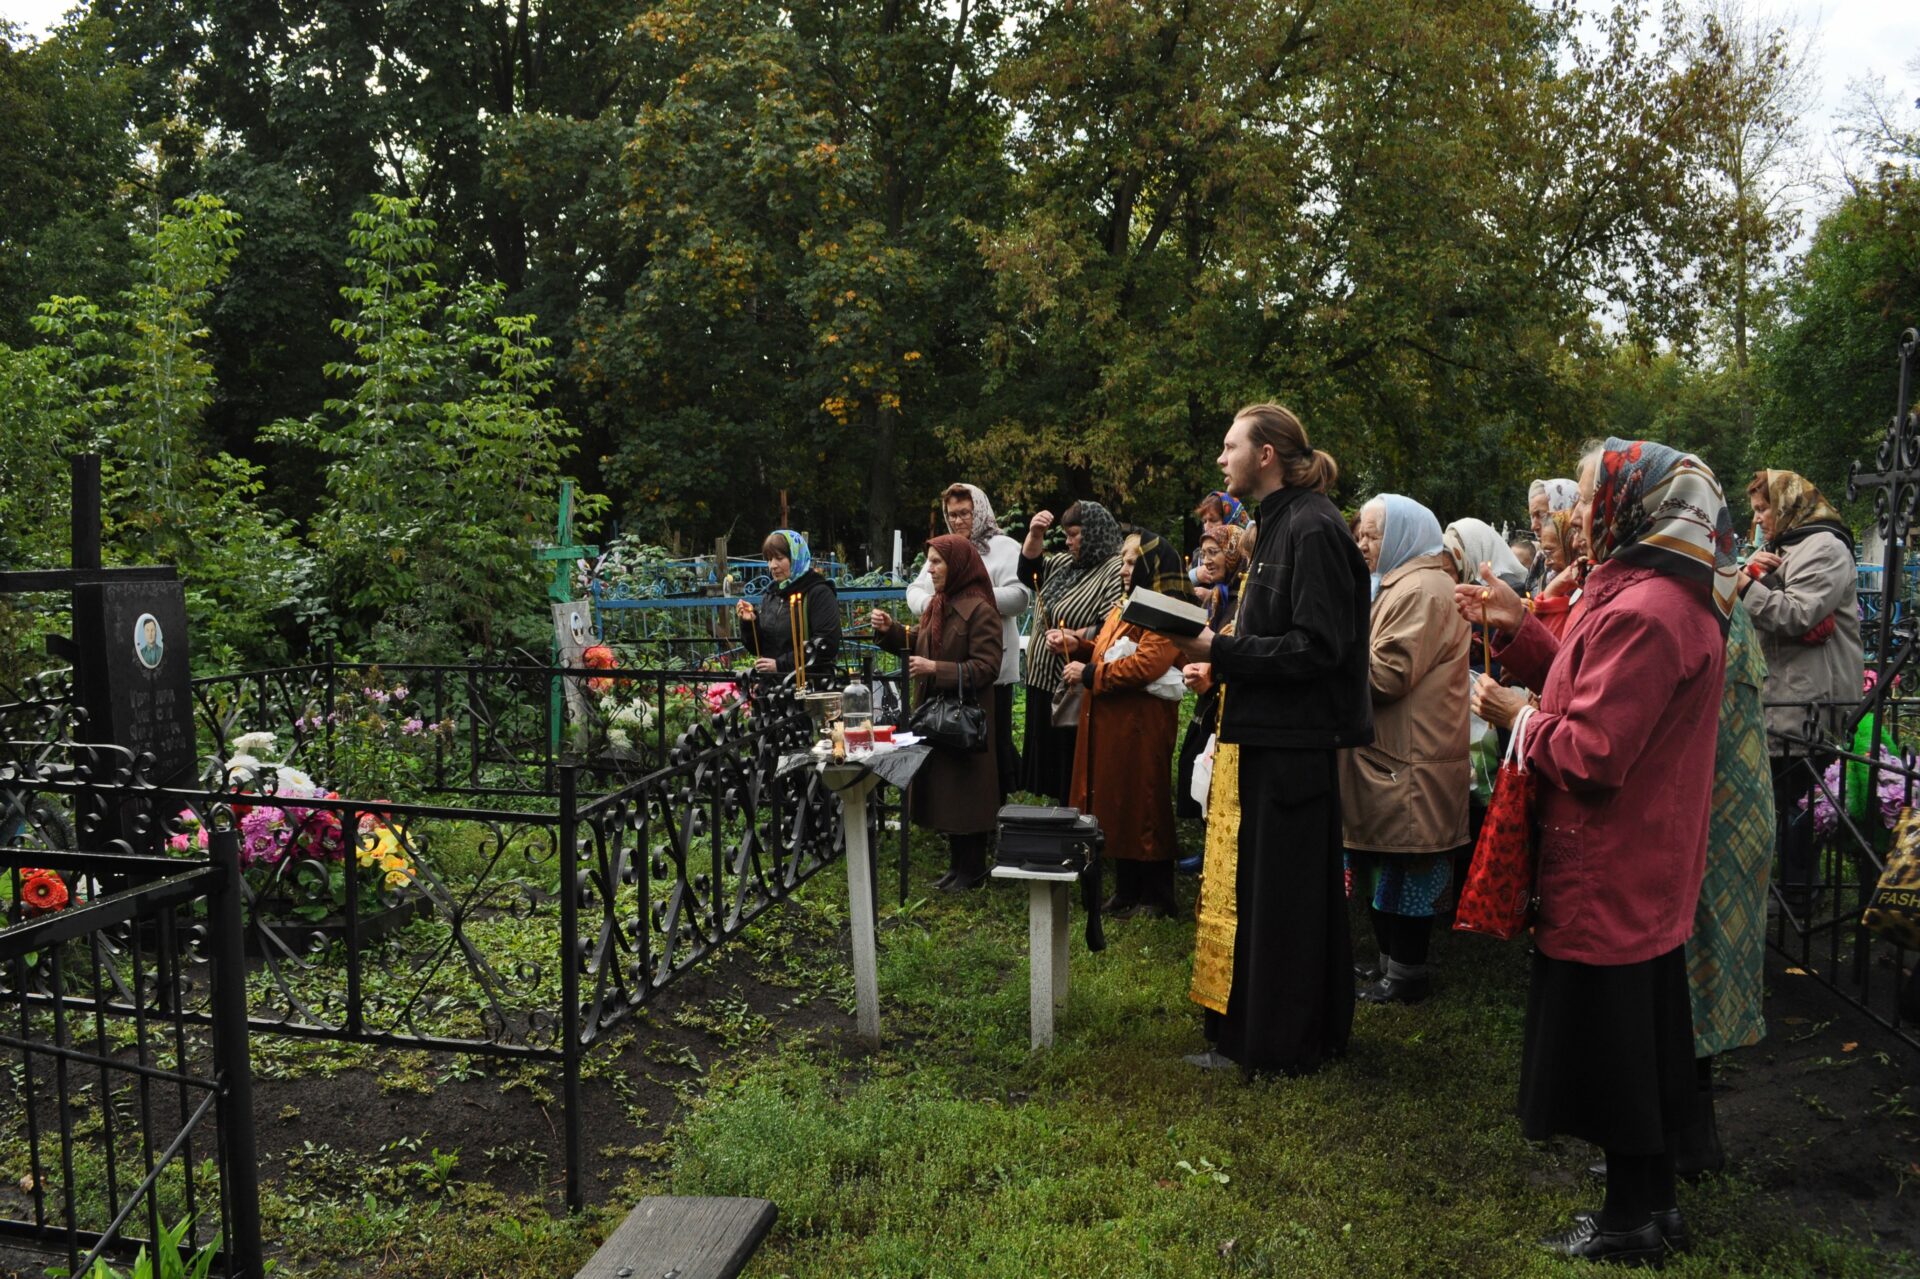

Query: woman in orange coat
[1062,533,1183,918]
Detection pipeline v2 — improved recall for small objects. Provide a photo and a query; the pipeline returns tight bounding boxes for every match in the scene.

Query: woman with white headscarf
[1526,478,1580,594]
[1345,496,1472,1004]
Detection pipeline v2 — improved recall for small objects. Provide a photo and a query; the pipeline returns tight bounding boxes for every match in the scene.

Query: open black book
[1119,585,1209,638]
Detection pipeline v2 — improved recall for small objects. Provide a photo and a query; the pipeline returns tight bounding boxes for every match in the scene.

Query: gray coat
[1740,528,1862,752]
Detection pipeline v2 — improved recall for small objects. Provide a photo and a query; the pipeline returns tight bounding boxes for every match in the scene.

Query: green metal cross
[537,480,599,756]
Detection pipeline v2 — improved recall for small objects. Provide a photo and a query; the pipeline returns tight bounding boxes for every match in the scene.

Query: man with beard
[1172,403,1373,1078]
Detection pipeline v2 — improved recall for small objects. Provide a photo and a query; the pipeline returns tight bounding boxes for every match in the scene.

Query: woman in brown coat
[1345,495,1471,1004]
[1063,534,1183,918]
[871,534,1004,889]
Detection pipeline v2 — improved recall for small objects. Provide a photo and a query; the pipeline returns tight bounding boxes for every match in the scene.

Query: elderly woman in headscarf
[1526,477,1581,594]
[1019,500,1127,803]
[735,529,841,685]
[1444,518,1528,686]
[1175,526,1249,842]
[1061,533,1184,917]
[871,534,1004,889]
[1461,439,1735,1265]
[907,483,1032,800]
[1344,495,1471,1004]
[1529,508,1584,640]
[1738,469,1862,917]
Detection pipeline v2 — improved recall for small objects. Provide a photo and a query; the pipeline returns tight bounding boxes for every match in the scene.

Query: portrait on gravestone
[75,581,196,789]
[133,613,164,669]
[552,601,599,726]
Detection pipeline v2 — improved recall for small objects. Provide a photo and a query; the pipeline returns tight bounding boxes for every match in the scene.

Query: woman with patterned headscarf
[1019,500,1127,803]
[1459,439,1735,1266]
[736,529,841,685]
[1529,508,1584,640]
[1739,469,1862,917]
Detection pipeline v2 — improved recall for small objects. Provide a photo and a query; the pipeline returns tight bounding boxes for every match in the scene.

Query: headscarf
[1365,494,1445,599]
[1752,469,1854,554]
[1443,518,1528,594]
[1199,490,1250,529]
[946,483,1004,553]
[1530,477,1578,512]
[1196,526,1247,626]
[770,529,813,590]
[921,534,994,660]
[1121,524,1191,597]
[1591,437,1738,632]
[1542,509,1575,571]
[1040,500,1123,611]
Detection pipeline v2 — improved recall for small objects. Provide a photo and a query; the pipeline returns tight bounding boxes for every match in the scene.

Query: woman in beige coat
[1345,495,1472,1004]
[1738,469,1862,914]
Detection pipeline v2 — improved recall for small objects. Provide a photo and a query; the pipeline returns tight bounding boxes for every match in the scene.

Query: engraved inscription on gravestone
[74,580,196,785]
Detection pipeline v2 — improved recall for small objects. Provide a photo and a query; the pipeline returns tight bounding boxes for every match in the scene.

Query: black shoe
[1538,1216,1665,1266]
[932,870,958,890]
[1574,1208,1690,1254]
[1182,1049,1237,1070]
[1101,894,1137,914]
[1358,974,1431,1005]
[1354,960,1382,984]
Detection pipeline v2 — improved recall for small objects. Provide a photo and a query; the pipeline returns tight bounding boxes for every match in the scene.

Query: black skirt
[1174,690,1219,821]
[1020,683,1077,805]
[1518,945,1701,1154]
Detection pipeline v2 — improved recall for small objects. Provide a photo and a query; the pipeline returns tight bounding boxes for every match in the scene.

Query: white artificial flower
[232,731,278,756]
[222,753,261,787]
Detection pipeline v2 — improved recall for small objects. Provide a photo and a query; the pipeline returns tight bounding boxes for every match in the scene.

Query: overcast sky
[4,0,1916,207]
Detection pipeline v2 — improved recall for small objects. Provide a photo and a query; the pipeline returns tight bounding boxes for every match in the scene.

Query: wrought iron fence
[0,828,263,1277]
[2,669,912,1211]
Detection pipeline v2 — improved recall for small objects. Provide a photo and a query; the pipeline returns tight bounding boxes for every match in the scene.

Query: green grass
[659,833,1908,1279]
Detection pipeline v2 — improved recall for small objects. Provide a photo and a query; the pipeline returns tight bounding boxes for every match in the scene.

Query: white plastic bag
[1190,733,1217,817]
[1105,634,1185,700]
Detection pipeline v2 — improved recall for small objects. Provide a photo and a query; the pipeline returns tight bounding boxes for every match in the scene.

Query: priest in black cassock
[1171,402,1373,1078]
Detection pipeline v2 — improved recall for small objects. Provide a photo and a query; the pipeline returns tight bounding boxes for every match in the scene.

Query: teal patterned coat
[1689,606,1775,1057]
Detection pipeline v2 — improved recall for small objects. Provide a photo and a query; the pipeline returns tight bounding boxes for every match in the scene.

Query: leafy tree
[577,0,1013,561]
[0,16,141,348]
[268,194,602,656]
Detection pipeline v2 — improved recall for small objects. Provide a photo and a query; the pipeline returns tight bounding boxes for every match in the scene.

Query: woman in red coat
[1062,535,1183,918]
[1461,438,1737,1266]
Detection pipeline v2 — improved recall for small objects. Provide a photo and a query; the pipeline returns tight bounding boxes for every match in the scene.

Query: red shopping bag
[1454,705,1537,940]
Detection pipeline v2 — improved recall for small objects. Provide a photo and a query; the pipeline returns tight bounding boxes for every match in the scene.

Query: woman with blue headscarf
[736,529,841,684]
[1343,495,1472,1005]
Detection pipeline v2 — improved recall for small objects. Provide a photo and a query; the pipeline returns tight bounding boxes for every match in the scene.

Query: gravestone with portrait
[72,579,196,786]
[552,600,599,725]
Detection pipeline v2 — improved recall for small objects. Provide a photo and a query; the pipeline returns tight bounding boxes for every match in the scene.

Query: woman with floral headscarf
[872,535,1004,888]
[1344,495,1470,1004]
[1459,439,1735,1266]
[1529,508,1584,640]
[736,529,841,684]
[1019,500,1127,803]
[1739,469,1862,917]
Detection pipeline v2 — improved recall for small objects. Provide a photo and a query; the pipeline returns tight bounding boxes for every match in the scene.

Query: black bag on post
[907,660,987,753]
[995,803,1107,952]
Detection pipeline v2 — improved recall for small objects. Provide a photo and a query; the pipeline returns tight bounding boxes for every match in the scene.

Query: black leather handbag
[907,660,988,754]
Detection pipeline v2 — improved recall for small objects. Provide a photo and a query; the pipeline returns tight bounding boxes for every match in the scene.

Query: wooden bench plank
[575,1196,777,1279]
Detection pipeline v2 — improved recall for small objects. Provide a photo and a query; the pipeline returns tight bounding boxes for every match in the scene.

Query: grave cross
[533,479,599,608]
[0,456,195,830]
[534,480,599,757]
[1846,327,1920,739]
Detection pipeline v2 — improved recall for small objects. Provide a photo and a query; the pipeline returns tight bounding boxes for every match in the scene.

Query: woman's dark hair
[762,532,791,560]
[1060,502,1087,528]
